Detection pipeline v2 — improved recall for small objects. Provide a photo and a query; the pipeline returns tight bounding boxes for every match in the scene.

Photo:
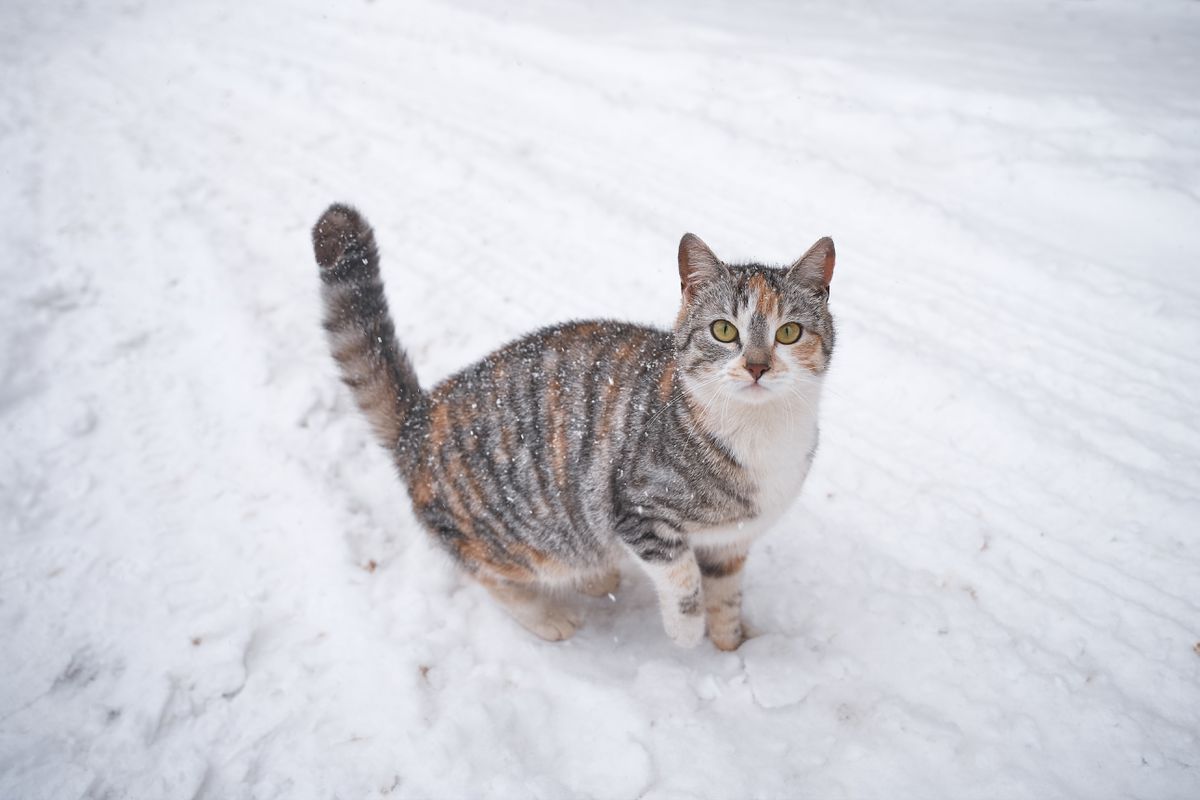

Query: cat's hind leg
[480,578,582,642]
[578,567,621,598]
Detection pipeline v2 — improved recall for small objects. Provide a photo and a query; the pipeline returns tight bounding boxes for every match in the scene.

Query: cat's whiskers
[782,384,822,420]
[791,371,843,401]
[785,384,797,439]
[641,371,729,434]
[719,383,734,439]
[674,374,730,438]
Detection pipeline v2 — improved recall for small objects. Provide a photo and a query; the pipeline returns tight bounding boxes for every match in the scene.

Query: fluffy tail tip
[312,203,372,269]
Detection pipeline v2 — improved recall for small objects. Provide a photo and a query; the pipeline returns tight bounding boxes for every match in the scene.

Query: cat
[311,203,835,650]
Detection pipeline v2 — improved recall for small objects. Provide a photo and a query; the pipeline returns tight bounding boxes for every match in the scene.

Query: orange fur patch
[409,467,435,507]
[440,453,477,536]
[569,322,601,340]
[456,537,525,581]
[699,553,746,578]
[510,539,572,579]
[547,377,569,489]
[794,334,826,373]
[658,361,676,404]
[666,557,700,589]
[428,400,452,451]
[461,535,571,584]
[748,274,779,317]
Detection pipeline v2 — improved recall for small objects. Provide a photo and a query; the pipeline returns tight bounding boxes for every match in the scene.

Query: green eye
[710,319,738,343]
[775,323,802,344]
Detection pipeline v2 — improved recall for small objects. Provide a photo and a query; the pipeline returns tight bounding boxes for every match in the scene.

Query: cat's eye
[710,319,738,343]
[775,323,803,344]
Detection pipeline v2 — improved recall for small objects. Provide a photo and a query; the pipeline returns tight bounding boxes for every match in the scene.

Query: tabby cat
[312,204,835,650]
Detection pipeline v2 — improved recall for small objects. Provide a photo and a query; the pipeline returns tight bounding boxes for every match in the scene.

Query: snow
[2,0,1199,797]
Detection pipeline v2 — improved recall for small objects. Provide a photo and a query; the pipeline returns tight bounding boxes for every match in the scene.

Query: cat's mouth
[734,381,775,403]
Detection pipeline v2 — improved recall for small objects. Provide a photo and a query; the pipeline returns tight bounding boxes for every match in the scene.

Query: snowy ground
[2,0,1199,797]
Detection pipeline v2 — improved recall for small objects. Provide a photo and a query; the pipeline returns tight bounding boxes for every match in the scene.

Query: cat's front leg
[618,523,704,648]
[696,545,749,651]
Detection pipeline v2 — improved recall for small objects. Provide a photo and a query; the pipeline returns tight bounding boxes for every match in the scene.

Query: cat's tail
[312,203,425,465]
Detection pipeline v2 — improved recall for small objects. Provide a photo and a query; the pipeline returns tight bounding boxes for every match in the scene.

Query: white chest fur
[689,394,821,551]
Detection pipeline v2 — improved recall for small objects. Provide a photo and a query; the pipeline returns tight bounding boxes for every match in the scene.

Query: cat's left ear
[787,236,836,289]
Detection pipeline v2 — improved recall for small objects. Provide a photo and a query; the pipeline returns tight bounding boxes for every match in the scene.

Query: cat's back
[407,320,676,568]
[426,319,676,463]
[431,319,673,407]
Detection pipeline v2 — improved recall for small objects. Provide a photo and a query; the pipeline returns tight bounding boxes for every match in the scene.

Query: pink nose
[746,362,770,382]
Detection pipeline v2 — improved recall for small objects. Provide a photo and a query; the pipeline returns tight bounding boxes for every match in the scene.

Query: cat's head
[673,233,836,408]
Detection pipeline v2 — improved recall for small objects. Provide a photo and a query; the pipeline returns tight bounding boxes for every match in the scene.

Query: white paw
[663,610,705,648]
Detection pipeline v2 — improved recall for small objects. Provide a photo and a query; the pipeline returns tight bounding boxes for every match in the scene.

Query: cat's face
[674,234,836,409]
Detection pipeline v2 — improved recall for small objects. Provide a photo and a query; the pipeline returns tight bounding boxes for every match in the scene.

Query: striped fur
[314,205,425,467]
[312,206,836,648]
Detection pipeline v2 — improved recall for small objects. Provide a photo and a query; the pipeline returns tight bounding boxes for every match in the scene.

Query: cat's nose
[746,362,771,382]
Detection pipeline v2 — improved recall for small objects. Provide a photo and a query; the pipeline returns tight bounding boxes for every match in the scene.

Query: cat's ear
[678,233,727,300]
[787,237,836,289]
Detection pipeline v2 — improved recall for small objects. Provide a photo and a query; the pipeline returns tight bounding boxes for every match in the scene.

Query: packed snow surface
[2,0,1199,797]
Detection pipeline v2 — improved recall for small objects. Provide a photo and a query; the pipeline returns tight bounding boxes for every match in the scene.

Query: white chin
[733,383,774,404]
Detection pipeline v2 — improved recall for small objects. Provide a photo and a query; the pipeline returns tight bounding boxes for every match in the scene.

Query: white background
[2,0,1198,797]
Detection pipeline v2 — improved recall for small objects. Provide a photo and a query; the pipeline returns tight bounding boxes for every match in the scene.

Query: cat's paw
[578,569,621,598]
[663,610,706,648]
[709,622,746,652]
[515,606,583,642]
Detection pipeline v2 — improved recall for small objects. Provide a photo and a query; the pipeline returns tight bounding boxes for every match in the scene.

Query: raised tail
[312,204,425,465]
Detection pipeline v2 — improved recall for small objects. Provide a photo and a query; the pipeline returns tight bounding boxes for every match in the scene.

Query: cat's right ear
[678,233,726,301]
